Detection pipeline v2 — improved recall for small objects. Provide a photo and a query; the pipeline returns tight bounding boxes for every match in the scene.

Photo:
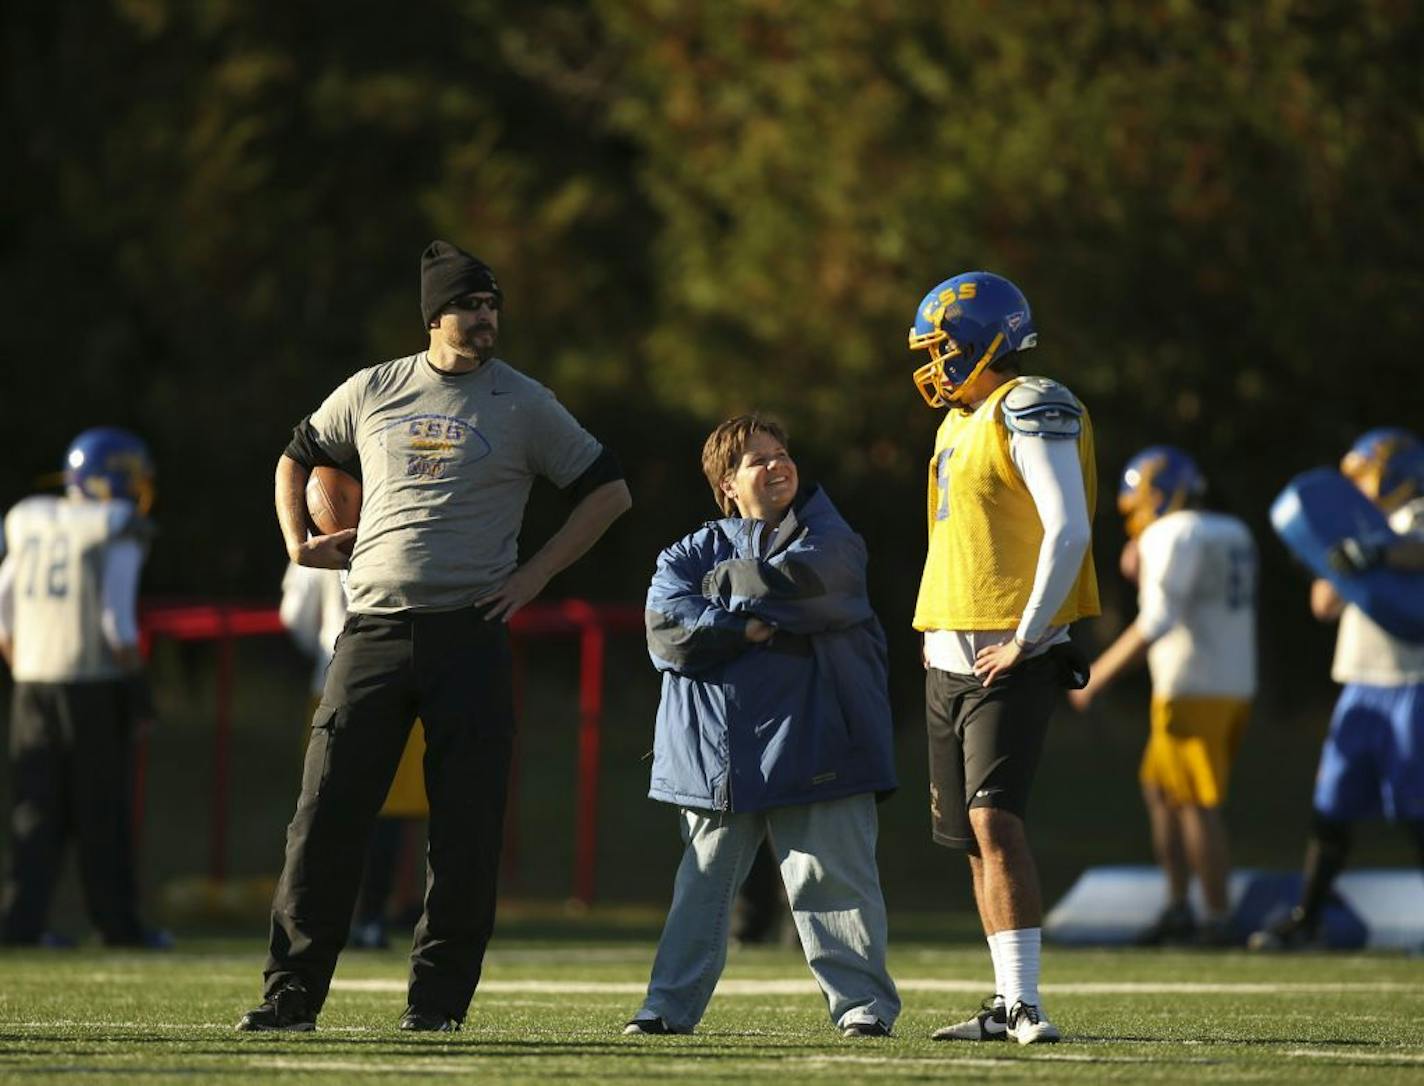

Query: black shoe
[399,1007,461,1032]
[931,996,1008,1041]
[0,931,77,949]
[104,928,175,951]
[1247,907,1321,951]
[1136,902,1197,947]
[1196,916,1239,948]
[622,1016,678,1035]
[842,1019,892,1038]
[235,985,316,1032]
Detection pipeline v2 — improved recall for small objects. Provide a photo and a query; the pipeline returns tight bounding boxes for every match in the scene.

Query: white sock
[996,927,1042,1010]
[987,935,1006,1006]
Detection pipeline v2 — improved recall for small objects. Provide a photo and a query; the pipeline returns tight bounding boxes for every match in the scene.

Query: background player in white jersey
[1250,429,1424,949]
[1069,447,1257,946]
[0,428,169,948]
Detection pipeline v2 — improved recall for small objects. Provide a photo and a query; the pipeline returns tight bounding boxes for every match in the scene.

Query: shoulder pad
[1001,377,1083,438]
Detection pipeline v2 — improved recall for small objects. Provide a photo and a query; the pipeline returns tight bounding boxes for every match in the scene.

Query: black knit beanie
[420,240,501,326]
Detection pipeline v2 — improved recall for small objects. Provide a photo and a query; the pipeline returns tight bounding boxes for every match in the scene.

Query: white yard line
[57,971,1422,1000]
[263,1060,478,1075]
[4,1020,372,1032]
[1287,1049,1424,1064]
[329,977,1420,996]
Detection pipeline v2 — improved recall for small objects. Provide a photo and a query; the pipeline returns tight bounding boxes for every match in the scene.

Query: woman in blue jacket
[624,415,900,1038]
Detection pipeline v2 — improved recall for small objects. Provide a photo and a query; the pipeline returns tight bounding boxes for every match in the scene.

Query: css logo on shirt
[384,414,491,480]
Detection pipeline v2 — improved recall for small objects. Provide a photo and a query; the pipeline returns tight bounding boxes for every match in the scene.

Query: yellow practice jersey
[913,377,1099,631]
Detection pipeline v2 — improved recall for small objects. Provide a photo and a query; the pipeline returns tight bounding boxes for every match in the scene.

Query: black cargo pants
[263,607,515,1022]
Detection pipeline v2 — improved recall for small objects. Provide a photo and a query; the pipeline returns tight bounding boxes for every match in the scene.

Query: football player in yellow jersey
[909,272,1098,1046]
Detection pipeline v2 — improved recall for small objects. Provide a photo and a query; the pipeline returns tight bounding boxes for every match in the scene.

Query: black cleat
[104,928,175,951]
[399,1007,461,1032]
[623,1015,682,1035]
[931,996,1008,1041]
[1136,902,1197,947]
[1248,907,1321,951]
[235,985,316,1032]
[1196,916,1240,948]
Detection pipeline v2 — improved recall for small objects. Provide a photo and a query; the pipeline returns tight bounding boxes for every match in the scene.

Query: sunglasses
[447,293,501,313]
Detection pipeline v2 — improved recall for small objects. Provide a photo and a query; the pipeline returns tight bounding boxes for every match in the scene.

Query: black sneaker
[104,928,175,951]
[1247,907,1320,951]
[1136,902,1197,947]
[235,985,316,1032]
[842,1019,892,1038]
[622,1016,679,1035]
[0,931,77,949]
[399,1007,460,1032]
[931,996,1008,1041]
[1196,916,1239,948]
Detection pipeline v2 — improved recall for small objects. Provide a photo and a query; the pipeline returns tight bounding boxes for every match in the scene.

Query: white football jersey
[0,495,147,682]
[1331,498,1424,685]
[1135,509,1257,698]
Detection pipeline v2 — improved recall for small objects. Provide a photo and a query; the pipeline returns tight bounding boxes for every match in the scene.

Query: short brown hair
[701,414,790,516]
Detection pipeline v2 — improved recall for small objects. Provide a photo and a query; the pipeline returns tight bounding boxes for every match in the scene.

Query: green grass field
[2,918,1422,1085]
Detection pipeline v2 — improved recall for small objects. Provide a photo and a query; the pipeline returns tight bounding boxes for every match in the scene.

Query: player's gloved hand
[1326,535,1386,575]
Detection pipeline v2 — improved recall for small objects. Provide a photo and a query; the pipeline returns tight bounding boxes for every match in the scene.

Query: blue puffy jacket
[644,485,898,813]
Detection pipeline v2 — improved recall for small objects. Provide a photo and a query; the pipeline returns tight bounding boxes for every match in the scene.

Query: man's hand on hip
[476,564,552,622]
[974,639,1025,688]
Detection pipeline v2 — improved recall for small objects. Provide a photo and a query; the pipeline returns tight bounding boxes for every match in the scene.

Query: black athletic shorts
[925,653,1065,850]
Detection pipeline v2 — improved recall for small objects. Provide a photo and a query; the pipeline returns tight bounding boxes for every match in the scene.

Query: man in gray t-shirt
[237,241,631,1034]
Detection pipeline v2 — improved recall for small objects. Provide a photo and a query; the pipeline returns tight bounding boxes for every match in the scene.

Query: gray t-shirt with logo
[307,353,602,614]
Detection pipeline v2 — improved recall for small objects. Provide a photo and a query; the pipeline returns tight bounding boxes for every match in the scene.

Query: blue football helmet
[64,427,155,514]
[1341,428,1424,513]
[1117,446,1206,539]
[908,271,1038,408]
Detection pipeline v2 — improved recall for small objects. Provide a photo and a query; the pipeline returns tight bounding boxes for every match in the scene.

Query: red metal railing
[139,598,642,904]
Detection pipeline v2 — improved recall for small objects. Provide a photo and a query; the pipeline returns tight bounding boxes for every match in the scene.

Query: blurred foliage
[2,0,1421,720]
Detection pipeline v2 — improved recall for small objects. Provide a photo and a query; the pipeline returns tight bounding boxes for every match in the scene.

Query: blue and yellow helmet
[908,271,1037,408]
[64,427,155,514]
[1117,446,1206,539]
[1341,428,1424,513]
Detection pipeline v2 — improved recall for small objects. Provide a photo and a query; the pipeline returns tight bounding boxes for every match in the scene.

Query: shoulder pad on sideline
[1001,377,1083,438]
